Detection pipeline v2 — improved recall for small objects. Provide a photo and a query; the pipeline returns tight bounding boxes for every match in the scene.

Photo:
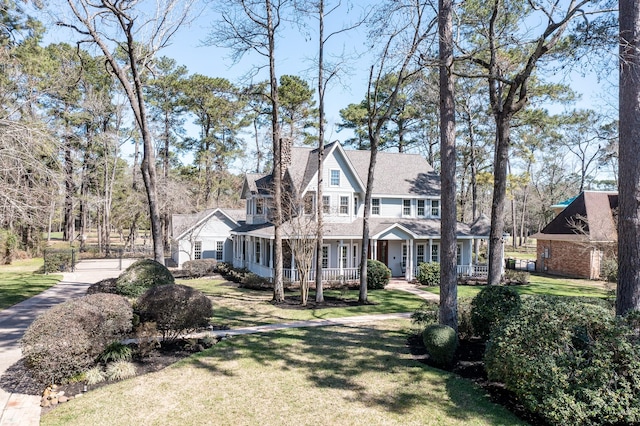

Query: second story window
[256,198,264,215]
[372,198,380,215]
[330,169,340,186]
[417,199,425,216]
[403,199,411,216]
[340,196,349,214]
[431,200,440,217]
[194,241,202,260]
[303,193,314,215]
[322,195,330,214]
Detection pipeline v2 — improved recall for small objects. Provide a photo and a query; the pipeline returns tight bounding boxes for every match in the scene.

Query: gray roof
[172,208,246,239]
[243,143,440,198]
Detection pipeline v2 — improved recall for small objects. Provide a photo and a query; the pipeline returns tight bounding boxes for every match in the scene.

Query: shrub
[86,277,118,295]
[21,294,133,384]
[601,257,618,283]
[411,301,439,326]
[43,249,75,273]
[134,322,160,358]
[416,262,440,286]
[485,296,640,425]
[136,284,213,342]
[367,259,391,289]
[99,342,133,364]
[456,298,475,340]
[422,324,458,367]
[215,262,233,275]
[411,298,474,340]
[115,258,174,298]
[470,285,521,340]
[182,259,218,278]
[84,367,106,385]
[105,361,137,381]
[503,270,530,285]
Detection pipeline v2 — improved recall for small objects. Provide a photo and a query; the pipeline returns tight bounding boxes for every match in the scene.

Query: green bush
[411,297,474,340]
[411,301,439,326]
[86,277,118,295]
[422,324,458,367]
[115,258,174,298]
[601,257,618,282]
[182,259,218,278]
[471,285,521,340]
[99,342,133,364]
[416,262,440,286]
[367,259,391,289]
[456,298,474,340]
[43,249,75,273]
[21,294,133,384]
[485,296,640,425]
[136,284,213,342]
[503,270,530,285]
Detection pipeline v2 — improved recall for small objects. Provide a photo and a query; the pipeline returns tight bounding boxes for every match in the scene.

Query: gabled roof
[532,191,618,242]
[243,142,440,198]
[172,208,246,240]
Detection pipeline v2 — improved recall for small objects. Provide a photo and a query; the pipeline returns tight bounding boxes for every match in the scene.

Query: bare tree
[358,0,436,303]
[59,0,196,264]
[617,3,640,315]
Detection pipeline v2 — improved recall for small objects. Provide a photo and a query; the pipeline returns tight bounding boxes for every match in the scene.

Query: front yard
[0,259,62,310]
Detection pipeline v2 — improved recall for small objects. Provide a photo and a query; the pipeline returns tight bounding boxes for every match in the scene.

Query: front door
[376,240,388,265]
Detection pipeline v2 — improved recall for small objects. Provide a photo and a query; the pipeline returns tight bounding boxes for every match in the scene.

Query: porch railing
[283,267,360,284]
[457,264,488,277]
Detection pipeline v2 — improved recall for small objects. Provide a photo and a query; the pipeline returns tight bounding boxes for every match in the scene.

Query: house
[170,208,246,268]
[531,191,618,279]
[224,142,491,282]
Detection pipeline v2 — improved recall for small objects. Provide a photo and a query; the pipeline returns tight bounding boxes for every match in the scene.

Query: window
[456,244,462,266]
[330,169,340,186]
[340,196,349,214]
[255,241,261,264]
[417,200,425,216]
[303,193,314,215]
[354,196,358,214]
[194,241,202,260]
[431,243,440,263]
[256,198,264,215]
[372,198,380,215]
[323,195,330,214]
[352,245,358,268]
[403,199,411,216]
[416,244,425,264]
[431,200,440,217]
[402,244,407,269]
[322,245,329,268]
[340,246,348,268]
[216,241,224,261]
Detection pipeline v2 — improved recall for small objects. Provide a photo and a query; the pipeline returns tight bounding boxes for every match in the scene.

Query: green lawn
[425,273,612,299]
[0,258,62,310]
[42,320,525,426]
[178,277,426,328]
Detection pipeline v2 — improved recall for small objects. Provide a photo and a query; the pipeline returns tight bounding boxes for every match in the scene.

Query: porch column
[406,239,413,281]
[339,239,344,275]
[371,238,377,260]
[428,238,433,263]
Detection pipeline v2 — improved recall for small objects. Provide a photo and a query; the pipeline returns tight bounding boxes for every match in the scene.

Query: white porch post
[371,238,377,260]
[500,235,505,276]
[429,238,433,263]
[339,239,344,276]
[406,239,413,280]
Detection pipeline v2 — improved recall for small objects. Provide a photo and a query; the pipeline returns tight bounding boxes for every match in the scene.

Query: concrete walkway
[0,268,438,425]
[0,258,135,426]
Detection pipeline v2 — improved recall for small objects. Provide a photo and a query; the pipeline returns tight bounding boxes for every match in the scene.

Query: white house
[170,142,488,282]
[171,208,245,268]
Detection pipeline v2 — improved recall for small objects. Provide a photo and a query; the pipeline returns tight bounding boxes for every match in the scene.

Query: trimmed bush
[182,259,218,278]
[485,296,640,425]
[115,258,174,298]
[367,259,391,289]
[411,297,474,340]
[416,262,439,286]
[470,285,521,340]
[136,284,213,342]
[21,294,133,384]
[86,277,118,295]
[422,324,458,367]
[43,249,74,273]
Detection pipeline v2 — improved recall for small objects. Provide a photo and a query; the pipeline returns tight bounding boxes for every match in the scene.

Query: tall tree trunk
[315,0,325,303]
[617,2,640,315]
[438,0,457,331]
[63,138,75,242]
[488,114,510,285]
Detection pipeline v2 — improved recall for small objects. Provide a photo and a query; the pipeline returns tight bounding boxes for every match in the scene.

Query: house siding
[536,239,599,279]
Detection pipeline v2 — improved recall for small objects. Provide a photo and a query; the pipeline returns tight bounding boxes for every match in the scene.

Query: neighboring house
[228,142,491,282]
[531,191,618,279]
[171,208,246,268]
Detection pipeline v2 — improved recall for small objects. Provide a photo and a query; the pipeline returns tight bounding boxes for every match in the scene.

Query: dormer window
[330,169,340,186]
[431,200,440,217]
[256,198,264,215]
[303,193,314,215]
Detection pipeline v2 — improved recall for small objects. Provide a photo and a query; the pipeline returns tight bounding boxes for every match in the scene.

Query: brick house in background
[531,191,618,279]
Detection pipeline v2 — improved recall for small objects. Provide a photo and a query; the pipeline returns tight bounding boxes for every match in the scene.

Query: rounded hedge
[416,262,440,286]
[366,259,391,289]
[136,284,213,341]
[115,259,174,298]
[470,285,521,340]
[422,324,458,367]
[21,294,133,384]
[485,296,640,425]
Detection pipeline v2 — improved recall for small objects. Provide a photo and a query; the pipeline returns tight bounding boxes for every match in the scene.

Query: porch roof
[231,217,487,240]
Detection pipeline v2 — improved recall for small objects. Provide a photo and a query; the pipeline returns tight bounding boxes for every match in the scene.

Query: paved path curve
[0,265,438,426]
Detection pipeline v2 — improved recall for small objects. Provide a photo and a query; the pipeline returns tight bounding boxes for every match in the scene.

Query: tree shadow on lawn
[184,323,522,423]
